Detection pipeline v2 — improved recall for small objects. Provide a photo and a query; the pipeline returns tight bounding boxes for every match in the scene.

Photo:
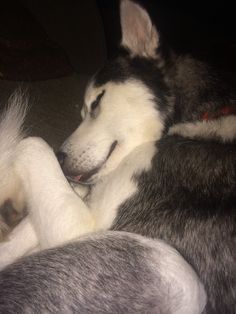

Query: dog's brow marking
[90,90,105,111]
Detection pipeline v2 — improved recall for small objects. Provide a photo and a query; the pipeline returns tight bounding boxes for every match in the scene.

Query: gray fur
[0,232,205,313]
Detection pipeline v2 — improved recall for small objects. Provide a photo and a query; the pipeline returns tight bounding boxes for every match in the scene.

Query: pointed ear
[120,0,159,58]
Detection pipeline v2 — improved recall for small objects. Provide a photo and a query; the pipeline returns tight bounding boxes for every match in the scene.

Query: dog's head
[58,0,171,184]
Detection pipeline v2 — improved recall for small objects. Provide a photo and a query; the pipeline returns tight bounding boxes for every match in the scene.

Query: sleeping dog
[0,1,235,313]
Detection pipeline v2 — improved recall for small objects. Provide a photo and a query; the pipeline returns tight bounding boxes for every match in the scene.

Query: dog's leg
[0,216,38,270]
[15,137,95,249]
[0,137,95,269]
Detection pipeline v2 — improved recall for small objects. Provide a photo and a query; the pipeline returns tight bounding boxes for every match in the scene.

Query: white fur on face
[61,79,164,182]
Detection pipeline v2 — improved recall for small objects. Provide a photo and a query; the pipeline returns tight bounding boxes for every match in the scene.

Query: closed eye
[90,90,105,112]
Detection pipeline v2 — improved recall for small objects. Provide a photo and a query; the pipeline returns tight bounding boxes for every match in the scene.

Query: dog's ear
[120,0,159,58]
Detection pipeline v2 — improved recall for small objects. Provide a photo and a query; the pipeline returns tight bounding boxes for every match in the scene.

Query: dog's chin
[67,169,100,186]
[66,140,118,185]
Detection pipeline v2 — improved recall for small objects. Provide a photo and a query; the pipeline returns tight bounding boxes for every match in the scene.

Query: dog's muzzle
[56,140,118,184]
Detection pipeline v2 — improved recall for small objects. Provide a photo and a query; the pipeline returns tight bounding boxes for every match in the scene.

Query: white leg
[15,137,95,249]
[0,216,38,270]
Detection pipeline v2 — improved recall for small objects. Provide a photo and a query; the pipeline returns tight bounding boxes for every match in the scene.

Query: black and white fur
[0,1,235,313]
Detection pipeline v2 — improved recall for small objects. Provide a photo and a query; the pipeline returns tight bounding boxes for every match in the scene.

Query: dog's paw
[0,217,39,270]
[70,183,90,199]
[0,216,10,242]
[0,240,17,270]
[0,202,27,243]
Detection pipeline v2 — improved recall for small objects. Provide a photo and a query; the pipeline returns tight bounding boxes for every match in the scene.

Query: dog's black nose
[56,151,67,167]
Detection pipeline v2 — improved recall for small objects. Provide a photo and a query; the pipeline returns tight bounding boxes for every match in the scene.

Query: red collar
[201,106,236,121]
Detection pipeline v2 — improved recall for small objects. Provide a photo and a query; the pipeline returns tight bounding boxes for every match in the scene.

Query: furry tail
[0,91,28,206]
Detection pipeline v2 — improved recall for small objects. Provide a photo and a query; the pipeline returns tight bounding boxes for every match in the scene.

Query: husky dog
[0,0,235,313]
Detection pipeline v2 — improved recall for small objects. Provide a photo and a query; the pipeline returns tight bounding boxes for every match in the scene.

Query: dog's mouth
[67,140,118,185]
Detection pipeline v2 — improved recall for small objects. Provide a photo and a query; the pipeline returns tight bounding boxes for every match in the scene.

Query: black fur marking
[90,90,105,112]
[94,52,236,131]
[94,56,173,121]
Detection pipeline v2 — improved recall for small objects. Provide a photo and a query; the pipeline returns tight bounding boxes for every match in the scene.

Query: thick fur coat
[0,1,235,313]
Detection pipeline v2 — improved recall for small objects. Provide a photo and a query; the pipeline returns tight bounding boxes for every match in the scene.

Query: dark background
[0,0,235,78]
[98,0,235,71]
